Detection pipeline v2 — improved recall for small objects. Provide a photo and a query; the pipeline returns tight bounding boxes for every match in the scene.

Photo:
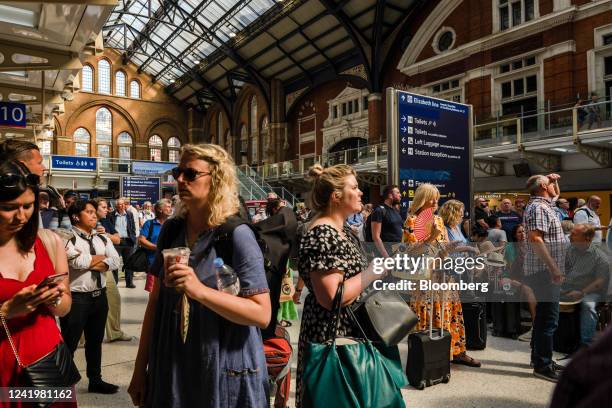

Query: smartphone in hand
[36,273,68,290]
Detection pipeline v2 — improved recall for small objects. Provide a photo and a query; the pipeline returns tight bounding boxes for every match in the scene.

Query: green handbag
[302,282,407,408]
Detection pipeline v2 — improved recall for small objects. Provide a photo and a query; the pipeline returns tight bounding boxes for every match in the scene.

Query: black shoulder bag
[124,220,156,272]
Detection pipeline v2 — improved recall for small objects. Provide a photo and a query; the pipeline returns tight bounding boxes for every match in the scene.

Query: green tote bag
[302,282,407,408]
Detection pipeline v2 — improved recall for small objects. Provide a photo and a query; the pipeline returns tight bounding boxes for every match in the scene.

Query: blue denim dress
[146,218,269,407]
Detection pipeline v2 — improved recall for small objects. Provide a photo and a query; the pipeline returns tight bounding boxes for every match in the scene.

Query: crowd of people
[0,138,611,407]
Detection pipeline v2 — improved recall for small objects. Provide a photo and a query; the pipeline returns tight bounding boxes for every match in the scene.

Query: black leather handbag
[124,220,155,271]
[1,312,80,408]
[349,289,418,347]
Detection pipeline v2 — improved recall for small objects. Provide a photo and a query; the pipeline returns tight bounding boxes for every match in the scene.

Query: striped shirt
[523,196,567,276]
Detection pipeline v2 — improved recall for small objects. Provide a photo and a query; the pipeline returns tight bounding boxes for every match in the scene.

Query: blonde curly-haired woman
[129,144,271,407]
[403,184,481,368]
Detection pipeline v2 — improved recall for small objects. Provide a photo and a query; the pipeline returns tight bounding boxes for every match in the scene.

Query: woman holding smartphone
[0,160,73,407]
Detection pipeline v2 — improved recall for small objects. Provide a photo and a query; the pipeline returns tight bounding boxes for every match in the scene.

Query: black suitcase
[406,328,451,389]
[554,307,580,354]
[406,275,451,390]
[462,301,487,350]
[491,300,523,339]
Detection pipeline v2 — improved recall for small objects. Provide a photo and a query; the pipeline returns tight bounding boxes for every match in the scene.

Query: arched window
[98,59,111,95]
[240,125,248,165]
[225,129,232,156]
[149,135,163,161]
[73,127,90,157]
[115,71,126,96]
[217,111,223,145]
[81,65,93,92]
[261,115,269,157]
[168,137,181,162]
[130,80,140,99]
[250,97,258,134]
[117,131,133,159]
[250,97,258,163]
[95,108,112,143]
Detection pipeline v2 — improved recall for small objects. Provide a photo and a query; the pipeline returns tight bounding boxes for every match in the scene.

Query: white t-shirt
[573,206,602,242]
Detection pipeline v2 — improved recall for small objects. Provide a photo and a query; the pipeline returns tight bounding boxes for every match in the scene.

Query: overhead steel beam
[117,24,231,116]
[268,35,354,79]
[318,0,371,84]
[371,0,386,91]
[257,24,347,73]
[287,15,336,73]
[160,0,271,108]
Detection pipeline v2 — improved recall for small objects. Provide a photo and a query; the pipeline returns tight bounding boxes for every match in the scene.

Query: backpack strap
[191,215,249,268]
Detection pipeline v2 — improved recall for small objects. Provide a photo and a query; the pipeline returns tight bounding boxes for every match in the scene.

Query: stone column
[269,79,287,163]
[368,93,383,144]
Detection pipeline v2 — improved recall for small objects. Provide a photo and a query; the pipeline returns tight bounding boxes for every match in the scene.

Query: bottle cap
[213,257,224,268]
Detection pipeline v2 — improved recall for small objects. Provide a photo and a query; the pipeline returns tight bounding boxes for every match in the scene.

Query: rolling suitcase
[462,301,487,350]
[491,299,523,338]
[406,275,451,390]
[489,273,523,339]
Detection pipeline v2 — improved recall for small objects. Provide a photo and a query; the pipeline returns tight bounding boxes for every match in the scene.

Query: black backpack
[189,207,298,339]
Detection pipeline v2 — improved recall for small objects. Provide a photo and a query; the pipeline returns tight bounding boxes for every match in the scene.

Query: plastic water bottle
[214,257,240,295]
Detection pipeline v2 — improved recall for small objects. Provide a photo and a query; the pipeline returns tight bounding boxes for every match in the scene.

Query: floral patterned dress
[403,214,467,359]
[296,224,367,408]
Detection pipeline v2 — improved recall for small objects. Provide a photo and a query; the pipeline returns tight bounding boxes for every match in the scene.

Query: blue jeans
[526,272,560,370]
[580,294,600,346]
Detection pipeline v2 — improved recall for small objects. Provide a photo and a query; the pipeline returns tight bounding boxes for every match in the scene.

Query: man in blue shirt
[495,198,522,238]
[554,198,570,222]
[139,199,173,266]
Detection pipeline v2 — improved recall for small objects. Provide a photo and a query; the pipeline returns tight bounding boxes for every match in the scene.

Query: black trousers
[60,289,108,382]
[115,238,134,285]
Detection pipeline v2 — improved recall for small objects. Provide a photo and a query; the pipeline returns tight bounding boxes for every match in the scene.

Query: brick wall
[55,48,187,161]
[286,79,356,159]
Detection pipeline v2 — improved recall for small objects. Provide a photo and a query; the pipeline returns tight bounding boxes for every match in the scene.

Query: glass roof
[103,0,277,85]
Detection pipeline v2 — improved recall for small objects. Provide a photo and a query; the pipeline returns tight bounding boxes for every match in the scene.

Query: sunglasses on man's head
[0,173,40,188]
[171,166,211,182]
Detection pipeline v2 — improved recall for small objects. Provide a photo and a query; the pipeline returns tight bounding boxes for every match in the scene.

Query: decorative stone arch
[144,117,187,143]
[232,85,268,136]
[206,107,229,144]
[53,116,63,137]
[66,100,140,141]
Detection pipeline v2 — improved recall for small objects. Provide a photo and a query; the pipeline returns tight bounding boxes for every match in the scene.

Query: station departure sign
[386,89,473,218]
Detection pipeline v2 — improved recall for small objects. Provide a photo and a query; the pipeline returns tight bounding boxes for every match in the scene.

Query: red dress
[0,237,77,407]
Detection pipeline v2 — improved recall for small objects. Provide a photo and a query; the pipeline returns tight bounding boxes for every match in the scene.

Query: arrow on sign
[402,180,407,186]
[402,202,407,207]
[402,148,406,154]
[402,191,407,197]
[402,137,406,143]
[401,95,405,102]
[401,126,407,133]
[401,115,407,122]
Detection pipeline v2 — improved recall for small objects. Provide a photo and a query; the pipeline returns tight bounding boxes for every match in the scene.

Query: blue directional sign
[121,176,160,206]
[0,102,27,128]
[51,155,97,171]
[396,91,472,217]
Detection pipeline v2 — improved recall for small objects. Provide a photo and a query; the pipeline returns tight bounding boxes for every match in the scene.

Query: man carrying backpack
[573,195,608,243]
[366,185,403,258]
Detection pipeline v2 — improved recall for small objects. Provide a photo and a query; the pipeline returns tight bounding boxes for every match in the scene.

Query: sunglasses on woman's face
[171,166,211,182]
[0,173,40,188]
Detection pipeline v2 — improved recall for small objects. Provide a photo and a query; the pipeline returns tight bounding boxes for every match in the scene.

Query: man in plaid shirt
[523,173,567,383]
